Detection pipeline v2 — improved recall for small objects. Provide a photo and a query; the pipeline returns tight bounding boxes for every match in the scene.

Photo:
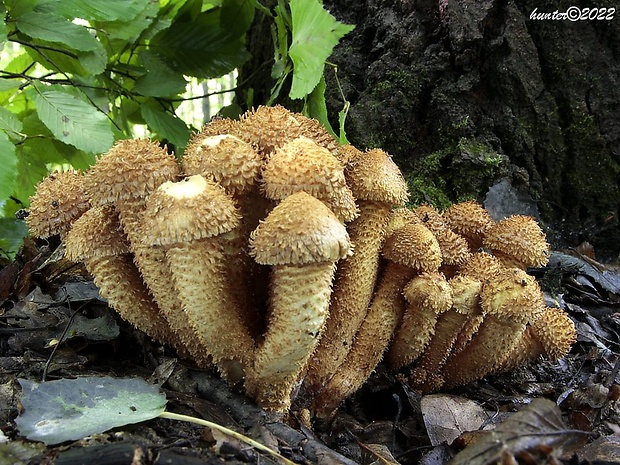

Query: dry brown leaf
[447,398,589,465]
[421,394,492,446]
[359,442,402,465]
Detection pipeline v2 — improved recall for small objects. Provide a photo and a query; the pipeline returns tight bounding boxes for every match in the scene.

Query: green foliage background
[0,0,353,259]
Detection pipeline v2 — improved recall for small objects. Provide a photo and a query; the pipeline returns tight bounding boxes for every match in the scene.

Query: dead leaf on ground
[421,394,493,446]
[359,442,401,465]
[447,398,589,465]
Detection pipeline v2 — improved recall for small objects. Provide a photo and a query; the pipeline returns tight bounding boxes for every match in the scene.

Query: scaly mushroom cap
[385,207,420,236]
[403,272,453,312]
[250,191,351,266]
[84,139,180,205]
[382,223,442,272]
[27,170,90,239]
[344,148,409,206]
[140,175,240,246]
[412,204,445,231]
[479,268,546,324]
[182,134,262,195]
[530,307,576,360]
[458,251,504,282]
[434,228,472,267]
[337,144,364,166]
[449,275,483,315]
[483,215,550,268]
[237,105,300,155]
[64,206,130,261]
[261,137,358,222]
[443,200,494,243]
[198,116,241,138]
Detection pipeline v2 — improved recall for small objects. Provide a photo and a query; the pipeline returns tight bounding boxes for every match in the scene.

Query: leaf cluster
[0,0,354,260]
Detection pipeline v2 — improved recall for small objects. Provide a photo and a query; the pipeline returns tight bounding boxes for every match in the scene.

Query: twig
[158,411,296,465]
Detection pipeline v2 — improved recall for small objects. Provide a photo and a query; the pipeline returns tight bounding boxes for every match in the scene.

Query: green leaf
[43,0,149,22]
[150,10,250,78]
[0,131,18,204]
[4,0,37,17]
[141,104,191,154]
[0,107,24,140]
[35,89,114,153]
[133,51,187,97]
[221,0,255,38]
[0,16,7,46]
[0,218,28,260]
[15,11,104,53]
[16,376,167,445]
[288,0,354,99]
[23,37,107,76]
[305,75,337,138]
[94,1,160,42]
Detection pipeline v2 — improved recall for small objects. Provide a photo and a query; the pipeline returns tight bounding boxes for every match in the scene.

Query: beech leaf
[16,376,167,445]
[288,0,354,99]
[34,90,114,153]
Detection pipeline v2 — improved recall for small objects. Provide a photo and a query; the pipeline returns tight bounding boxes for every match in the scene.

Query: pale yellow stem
[312,263,414,420]
[303,201,390,394]
[246,262,336,413]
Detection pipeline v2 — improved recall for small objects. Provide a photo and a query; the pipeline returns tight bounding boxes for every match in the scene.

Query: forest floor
[1,238,620,465]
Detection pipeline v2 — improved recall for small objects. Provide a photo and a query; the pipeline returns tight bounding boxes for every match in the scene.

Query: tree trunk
[239,0,620,260]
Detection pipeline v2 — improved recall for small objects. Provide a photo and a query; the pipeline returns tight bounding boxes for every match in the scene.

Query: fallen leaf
[16,376,166,445]
[359,443,401,465]
[421,394,492,446]
[447,398,589,465]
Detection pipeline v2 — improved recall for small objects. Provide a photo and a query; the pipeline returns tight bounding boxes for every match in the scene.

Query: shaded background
[239,0,620,261]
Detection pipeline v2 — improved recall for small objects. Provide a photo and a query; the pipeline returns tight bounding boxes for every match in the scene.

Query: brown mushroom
[408,275,482,392]
[442,200,494,249]
[82,139,201,360]
[26,170,90,239]
[483,215,550,269]
[140,174,255,382]
[236,105,338,157]
[304,148,409,394]
[64,206,176,347]
[244,191,351,413]
[440,268,546,389]
[387,272,453,371]
[498,306,576,372]
[182,131,266,336]
[411,204,472,274]
[311,222,441,420]
[260,136,358,222]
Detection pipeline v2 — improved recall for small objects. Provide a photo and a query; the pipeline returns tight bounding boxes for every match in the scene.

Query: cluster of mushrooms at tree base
[26,105,576,421]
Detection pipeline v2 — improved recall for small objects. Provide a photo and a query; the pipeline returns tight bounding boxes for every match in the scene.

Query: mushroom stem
[245,192,351,413]
[312,262,413,420]
[440,268,546,389]
[166,240,255,380]
[64,207,176,348]
[246,262,338,412]
[408,275,482,392]
[312,221,441,420]
[140,175,256,383]
[497,307,576,373]
[303,201,391,393]
[117,197,209,365]
[440,316,527,389]
[387,272,452,371]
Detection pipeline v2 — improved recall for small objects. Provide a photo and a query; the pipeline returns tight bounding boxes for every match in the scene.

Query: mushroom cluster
[25,105,576,420]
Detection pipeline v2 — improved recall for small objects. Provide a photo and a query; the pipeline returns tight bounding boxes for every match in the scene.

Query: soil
[1,236,620,465]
